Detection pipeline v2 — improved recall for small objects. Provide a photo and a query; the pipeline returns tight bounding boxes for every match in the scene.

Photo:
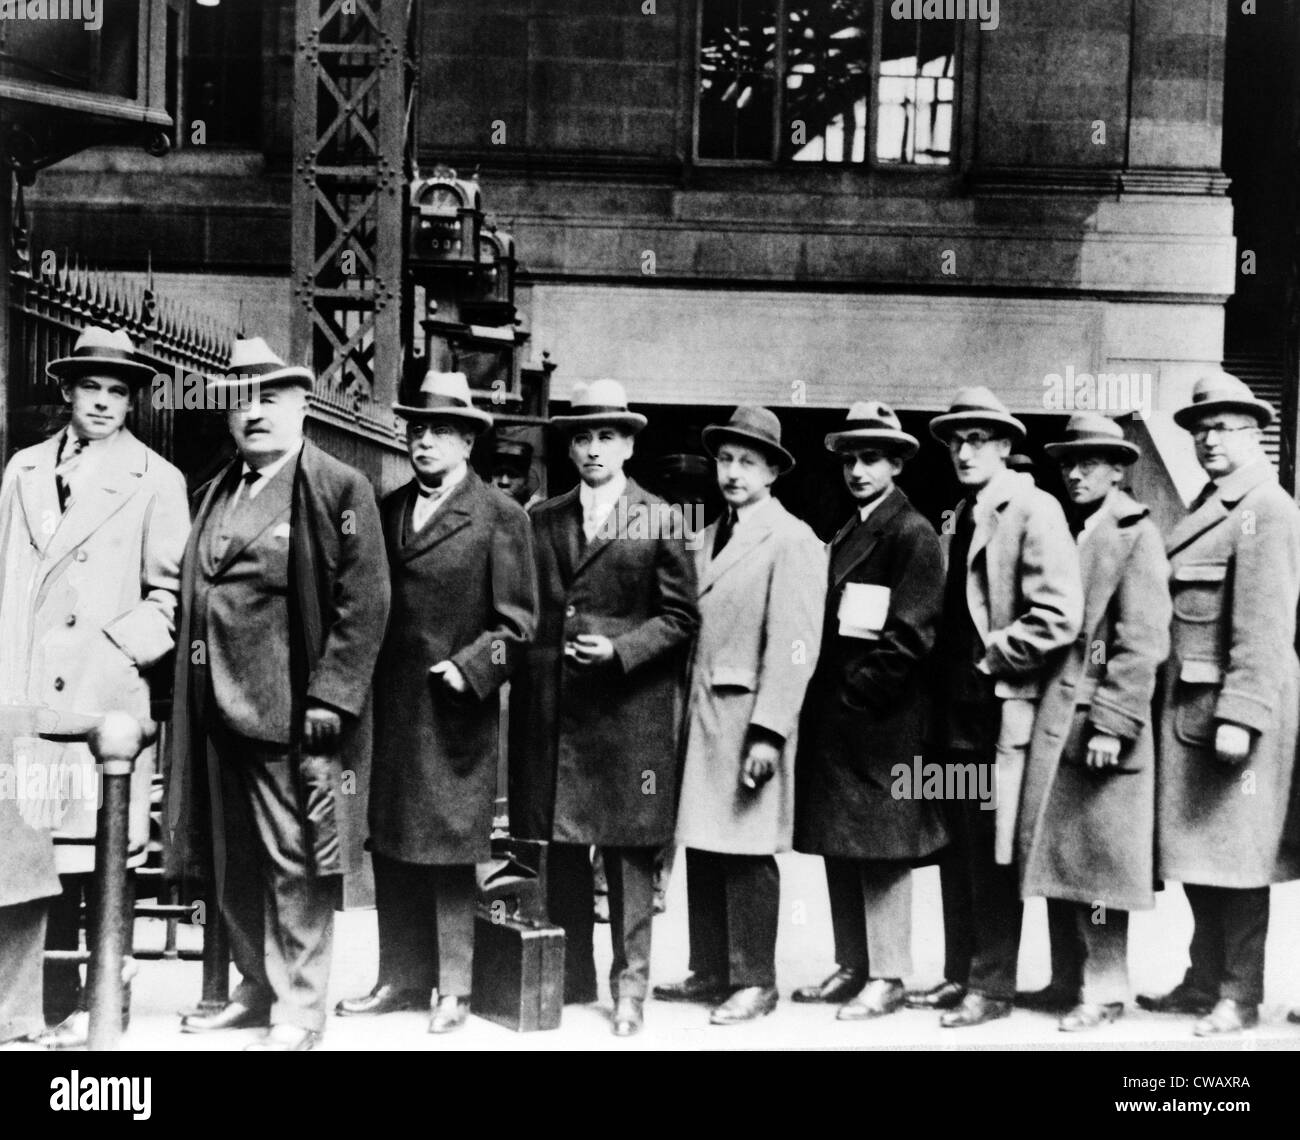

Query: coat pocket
[1173,659,1222,748]
[710,666,758,692]
[1170,561,1228,624]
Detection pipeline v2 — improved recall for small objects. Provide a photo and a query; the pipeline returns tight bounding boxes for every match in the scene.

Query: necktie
[1189,481,1216,512]
[713,507,738,559]
[55,436,89,512]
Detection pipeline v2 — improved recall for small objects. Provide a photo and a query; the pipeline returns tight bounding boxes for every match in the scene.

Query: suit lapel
[546,488,583,585]
[212,457,296,576]
[15,435,62,554]
[831,489,906,588]
[700,497,779,596]
[44,430,149,563]
[399,473,476,562]
[1078,496,1130,639]
[573,478,644,577]
[1166,461,1273,557]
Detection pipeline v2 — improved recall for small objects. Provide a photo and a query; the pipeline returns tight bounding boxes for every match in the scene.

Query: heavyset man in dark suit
[1139,372,1300,1037]
[165,337,390,1051]
[337,371,537,1034]
[508,379,698,1037]
[1017,413,1171,1032]
[907,387,1082,1028]
[658,407,825,1025]
[792,402,946,1020]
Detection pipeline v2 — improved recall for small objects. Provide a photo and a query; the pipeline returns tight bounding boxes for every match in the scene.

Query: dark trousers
[825,857,913,981]
[0,899,47,1043]
[210,729,337,1033]
[1045,897,1130,1004]
[44,871,135,1024]
[373,853,476,998]
[685,848,780,989]
[1182,884,1269,1005]
[938,754,1022,1000]
[548,842,656,1002]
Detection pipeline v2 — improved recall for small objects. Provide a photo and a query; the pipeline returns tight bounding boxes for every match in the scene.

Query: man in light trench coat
[1016,412,1171,1032]
[655,406,826,1026]
[1137,372,1300,1037]
[0,326,189,1047]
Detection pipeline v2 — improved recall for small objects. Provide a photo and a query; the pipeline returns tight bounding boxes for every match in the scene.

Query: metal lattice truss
[291,0,414,439]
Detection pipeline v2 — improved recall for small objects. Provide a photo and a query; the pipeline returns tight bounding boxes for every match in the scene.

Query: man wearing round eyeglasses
[906,387,1082,1028]
[1137,371,1300,1037]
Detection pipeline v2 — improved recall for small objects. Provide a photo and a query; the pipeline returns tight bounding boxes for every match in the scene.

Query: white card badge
[837,582,891,640]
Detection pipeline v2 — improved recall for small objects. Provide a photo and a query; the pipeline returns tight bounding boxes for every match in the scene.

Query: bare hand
[1215,722,1252,766]
[430,660,469,693]
[740,741,780,790]
[303,705,342,754]
[570,634,615,666]
[1085,732,1122,770]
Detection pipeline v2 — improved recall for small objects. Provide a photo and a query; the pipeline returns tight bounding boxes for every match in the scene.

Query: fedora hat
[702,406,795,473]
[824,400,919,460]
[207,336,314,392]
[393,370,493,431]
[929,386,1027,445]
[550,379,648,435]
[47,326,155,389]
[1173,369,1275,430]
[1044,412,1140,465]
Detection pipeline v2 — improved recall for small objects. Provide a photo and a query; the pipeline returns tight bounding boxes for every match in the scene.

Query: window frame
[691,0,968,172]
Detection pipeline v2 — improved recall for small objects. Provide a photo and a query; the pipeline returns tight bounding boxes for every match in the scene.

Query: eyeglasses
[1056,457,1108,475]
[946,431,997,453]
[1190,424,1258,443]
[406,422,460,440]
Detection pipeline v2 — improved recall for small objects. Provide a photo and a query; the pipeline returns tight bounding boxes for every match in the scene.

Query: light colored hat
[929,386,1027,445]
[393,370,493,431]
[47,325,155,388]
[824,400,919,460]
[208,336,314,391]
[550,379,647,435]
[702,405,796,473]
[1044,412,1140,465]
[1173,369,1275,430]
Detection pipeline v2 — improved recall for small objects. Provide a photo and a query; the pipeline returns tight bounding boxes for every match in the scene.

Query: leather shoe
[940,992,1012,1028]
[837,978,905,1021]
[710,985,778,1025]
[1136,984,1215,1016]
[244,1024,320,1052]
[905,979,966,1011]
[1193,998,1258,1037]
[428,995,469,1035]
[335,984,426,1017]
[653,974,730,1004]
[1016,984,1079,1014]
[612,996,644,1037]
[180,1001,270,1034]
[792,967,866,1004]
[1059,1001,1124,1032]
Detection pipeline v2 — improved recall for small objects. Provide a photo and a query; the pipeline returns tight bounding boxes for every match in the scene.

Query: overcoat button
[75,550,88,562]
[66,615,76,626]
[565,605,576,618]
[53,677,65,691]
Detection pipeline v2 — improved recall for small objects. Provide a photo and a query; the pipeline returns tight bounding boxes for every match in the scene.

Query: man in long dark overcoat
[1017,413,1171,1032]
[508,379,698,1037]
[337,371,536,1034]
[165,336,390,1051]
[792,401,946,1021]
[1137,372,1300,1037]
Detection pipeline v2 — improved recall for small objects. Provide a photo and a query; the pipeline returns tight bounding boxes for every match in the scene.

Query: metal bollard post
[85,712,147,1051]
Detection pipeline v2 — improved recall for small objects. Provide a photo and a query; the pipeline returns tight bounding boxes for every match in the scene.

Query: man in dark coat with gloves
[792,401,946,1021]
[336,370,537,1034]
[166,336,390,1051]
[1017,412,1170,1032]
[508,379,698,1037]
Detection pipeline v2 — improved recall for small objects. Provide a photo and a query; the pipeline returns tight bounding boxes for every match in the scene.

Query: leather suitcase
[471,909,564,1032]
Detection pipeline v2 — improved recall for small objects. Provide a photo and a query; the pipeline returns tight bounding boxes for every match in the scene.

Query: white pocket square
[273,522,291,539]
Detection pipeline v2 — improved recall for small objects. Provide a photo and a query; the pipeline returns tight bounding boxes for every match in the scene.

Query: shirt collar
[1077,488,1115,544]
[856,484,894,523]
[241,439,303,484]
[417,460,468,498]
[579,471,627,511]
